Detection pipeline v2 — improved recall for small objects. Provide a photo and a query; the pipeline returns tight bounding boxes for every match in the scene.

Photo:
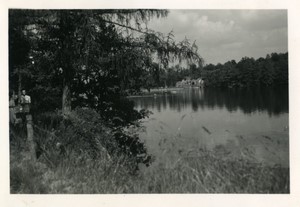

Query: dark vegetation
[143,52,288,88]
[9,9,289,193]
[9,9,200,155]
[202,53,288,88]
[9,9,202,193]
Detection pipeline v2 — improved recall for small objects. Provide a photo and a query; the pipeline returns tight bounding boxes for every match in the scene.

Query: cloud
[147,10,287,64]
[237,10,287,31]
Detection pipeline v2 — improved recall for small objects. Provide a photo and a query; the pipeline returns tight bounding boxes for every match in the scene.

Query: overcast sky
[147,10,288,65]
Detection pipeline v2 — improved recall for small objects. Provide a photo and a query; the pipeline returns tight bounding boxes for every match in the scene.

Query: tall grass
[10,109,289,194]
[10,148,289,193]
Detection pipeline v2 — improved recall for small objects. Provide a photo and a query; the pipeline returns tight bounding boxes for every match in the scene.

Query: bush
[32,108,152,169]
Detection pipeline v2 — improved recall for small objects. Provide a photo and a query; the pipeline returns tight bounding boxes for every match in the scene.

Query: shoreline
[127,87,201,97]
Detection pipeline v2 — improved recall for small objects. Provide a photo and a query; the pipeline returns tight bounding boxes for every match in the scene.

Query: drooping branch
[101,19,149,35]
[99,18,202,68]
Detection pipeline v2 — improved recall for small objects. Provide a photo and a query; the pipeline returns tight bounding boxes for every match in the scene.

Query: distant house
[176,79,187,87]
[196,78,204,87]
[176,78,204,88]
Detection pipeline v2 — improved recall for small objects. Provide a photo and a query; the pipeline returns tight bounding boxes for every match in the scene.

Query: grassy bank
[10,145,289,194]
[10,147,289,193]
[10,109,289,194]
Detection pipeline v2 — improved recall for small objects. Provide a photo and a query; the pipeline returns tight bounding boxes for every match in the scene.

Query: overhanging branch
[101,19,150,36]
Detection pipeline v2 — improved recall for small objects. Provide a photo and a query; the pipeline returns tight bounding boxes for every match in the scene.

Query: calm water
[130,87,289,167]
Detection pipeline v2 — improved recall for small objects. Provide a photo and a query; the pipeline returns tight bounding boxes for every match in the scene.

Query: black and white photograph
[1,0,300,206]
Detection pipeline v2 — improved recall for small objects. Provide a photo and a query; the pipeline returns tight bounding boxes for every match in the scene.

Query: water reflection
[132,87,288,116]
[130,87,289,167]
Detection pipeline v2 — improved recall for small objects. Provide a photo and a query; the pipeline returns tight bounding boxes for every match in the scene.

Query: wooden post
[26,114,36,161]
[18,70,22,103]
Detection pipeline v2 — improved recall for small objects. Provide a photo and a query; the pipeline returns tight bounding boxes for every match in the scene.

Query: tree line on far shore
[145,52,288,89]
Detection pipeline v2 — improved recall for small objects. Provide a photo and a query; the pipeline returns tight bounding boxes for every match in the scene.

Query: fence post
[26,114,36,161]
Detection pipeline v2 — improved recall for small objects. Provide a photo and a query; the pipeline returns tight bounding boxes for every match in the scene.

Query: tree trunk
[62,83,71,114]
[60,12,73,115]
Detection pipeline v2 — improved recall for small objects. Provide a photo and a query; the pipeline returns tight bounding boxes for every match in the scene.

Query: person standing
[20,89,31,114]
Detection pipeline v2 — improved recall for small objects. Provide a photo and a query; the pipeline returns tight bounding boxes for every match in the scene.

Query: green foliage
[201,53,288,88]
[31,108,152,167]
[141,64,201,88]
[146,53,288,89]
[10,10,193,182]
[9,9,201,118]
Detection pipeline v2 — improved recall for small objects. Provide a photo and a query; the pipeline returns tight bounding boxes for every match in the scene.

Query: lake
[130,87,289,167]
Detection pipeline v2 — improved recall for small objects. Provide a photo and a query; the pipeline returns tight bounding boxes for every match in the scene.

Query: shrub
[31,108,152,169]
